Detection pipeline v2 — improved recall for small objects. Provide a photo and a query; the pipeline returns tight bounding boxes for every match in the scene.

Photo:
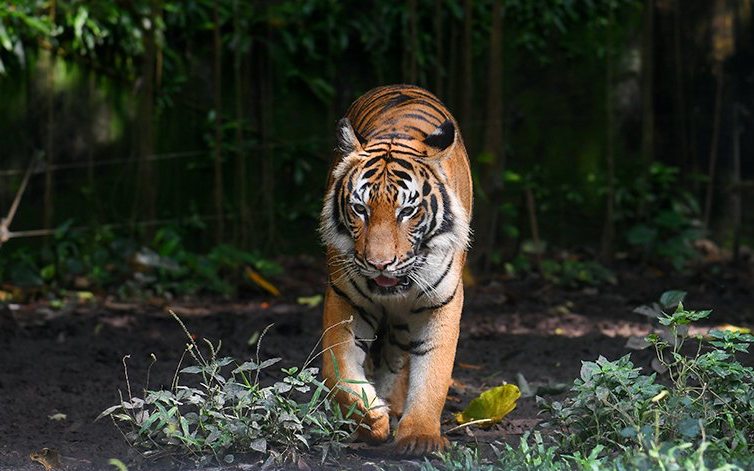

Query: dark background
[0,0,753,291]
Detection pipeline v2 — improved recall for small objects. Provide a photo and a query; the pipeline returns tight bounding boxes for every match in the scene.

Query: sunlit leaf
[296,294,323,308]
[454,384,520,427]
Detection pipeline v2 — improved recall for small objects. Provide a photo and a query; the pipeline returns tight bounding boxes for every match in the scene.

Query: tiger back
[319,84,472,455]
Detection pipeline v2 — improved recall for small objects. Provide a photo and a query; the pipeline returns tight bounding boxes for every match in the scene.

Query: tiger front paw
[392,433,450,456]
[356,408,390,444]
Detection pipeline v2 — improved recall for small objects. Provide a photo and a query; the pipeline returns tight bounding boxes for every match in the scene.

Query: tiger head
[320,118,470,295]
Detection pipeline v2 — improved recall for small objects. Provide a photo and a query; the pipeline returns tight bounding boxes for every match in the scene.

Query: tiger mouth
[368,275,412,293]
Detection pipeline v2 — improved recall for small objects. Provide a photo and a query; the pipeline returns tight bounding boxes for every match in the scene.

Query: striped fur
[319,85,472,455]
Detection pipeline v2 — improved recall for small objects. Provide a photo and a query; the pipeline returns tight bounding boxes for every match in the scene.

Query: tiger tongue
[374,275,399,287]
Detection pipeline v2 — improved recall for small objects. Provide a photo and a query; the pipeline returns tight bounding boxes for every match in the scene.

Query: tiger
[319,84,472,455]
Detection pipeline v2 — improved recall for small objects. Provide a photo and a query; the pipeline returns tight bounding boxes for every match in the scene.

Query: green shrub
[99,314,359,468]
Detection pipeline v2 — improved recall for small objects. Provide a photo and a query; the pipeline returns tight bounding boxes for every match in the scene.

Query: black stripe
[416,252,452,298]
[410,346,435,356]
[376,132,413,141]
[332,177,348,235]
[393,323,409,331]
[390,158,416,171]
[412,282,459,314]
[330,283,377,331]
[389,149,423,159]
[435,184,454,235]
[364,155,384,168]
[364,142,390,152]
[380,93,412,113]
[403,112,440,126]
[355,339,370,355]
[390,141,421,152]
[426,194,438,234]
[404,125,428,137]
[429,253,455,290]
[392,169,412,181]
[349,279,373,305]
[407,109,442,126]
[408,99,448,121]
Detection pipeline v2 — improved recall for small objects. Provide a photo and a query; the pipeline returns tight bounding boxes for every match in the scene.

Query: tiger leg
[321,286,390,444]
[386,361,409,417]
[373,344,408,417]
[392,289,463,455]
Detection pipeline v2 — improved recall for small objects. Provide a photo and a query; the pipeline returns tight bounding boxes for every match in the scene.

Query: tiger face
[321,118,470,296]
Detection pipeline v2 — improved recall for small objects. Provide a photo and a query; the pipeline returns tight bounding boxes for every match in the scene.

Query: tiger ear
[336,117,367,155]
[422,119,457,161]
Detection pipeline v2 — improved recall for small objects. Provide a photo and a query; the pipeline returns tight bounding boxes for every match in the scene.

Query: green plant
[616,163,705,270]
[0,222,281,299]
[540,290,754,459]
[541,258,616,287]
[414,432,749,471]
[99,314,364,468]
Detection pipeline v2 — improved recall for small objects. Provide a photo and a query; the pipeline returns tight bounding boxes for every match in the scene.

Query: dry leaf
[454,384,520,427]
[29,448,62,470]
[246,267,279,296]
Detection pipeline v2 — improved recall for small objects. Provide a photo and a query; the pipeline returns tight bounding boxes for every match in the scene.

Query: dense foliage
[1,0,751,290]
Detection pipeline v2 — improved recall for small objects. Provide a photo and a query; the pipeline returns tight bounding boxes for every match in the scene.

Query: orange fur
[320,85,472,455]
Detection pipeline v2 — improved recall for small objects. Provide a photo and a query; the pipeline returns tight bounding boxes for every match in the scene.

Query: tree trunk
[135,0,158,233]
[601,4,616,263]
[258,26,275,248]
[672,0,689,171]
[233,0,250,249]
[704,0,734,229]
[732,103,742,263]
[404,0,418,84]
[703,68,724,228]
[43,0,56,234]
[433,0,444,96]
[474,0,504,272]
[460,0,473,139]
[641,0,654,164]
[213,0,225,244]
[447,15,459,111]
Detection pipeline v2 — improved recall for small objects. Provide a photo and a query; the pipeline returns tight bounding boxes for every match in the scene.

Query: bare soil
[1,259,752,470]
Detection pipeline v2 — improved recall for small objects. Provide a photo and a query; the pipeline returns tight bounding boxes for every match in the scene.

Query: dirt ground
[1,258,753,471]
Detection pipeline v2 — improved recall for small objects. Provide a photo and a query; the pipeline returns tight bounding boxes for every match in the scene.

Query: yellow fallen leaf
[48,413,67,421]
[713,324,751,334]
[297,294,323,308]
[454,384,520,427]
[0,290,12,302]
[245,267,279,297]
[554,327,566,336]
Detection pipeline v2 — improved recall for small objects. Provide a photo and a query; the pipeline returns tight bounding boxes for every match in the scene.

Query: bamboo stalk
[213,0,225,244]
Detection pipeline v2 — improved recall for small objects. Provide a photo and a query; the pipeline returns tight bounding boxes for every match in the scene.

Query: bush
[99,314,360,468]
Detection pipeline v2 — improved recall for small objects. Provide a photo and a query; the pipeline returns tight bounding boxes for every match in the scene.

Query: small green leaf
[659,290,687,310]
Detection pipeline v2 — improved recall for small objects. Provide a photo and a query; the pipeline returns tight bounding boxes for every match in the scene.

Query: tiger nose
[367,258,394,271]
